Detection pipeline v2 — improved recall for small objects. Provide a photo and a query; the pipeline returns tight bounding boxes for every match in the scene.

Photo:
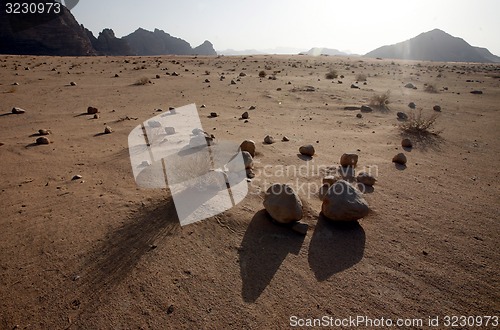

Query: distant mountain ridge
[365,29,500,63]
[123,28,216,56]
[299,48,353,56]
[0,3,217,56]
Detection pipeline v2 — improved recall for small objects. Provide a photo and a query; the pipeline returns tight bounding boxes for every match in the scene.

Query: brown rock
[240,140,256,157]
[87,106,99,114]
[393,153,407,165]
[264,135,275,144]
[340,153,358,167]
[402,138,413,148]
[104,126,113,134]
[299,144,315,157]
[433,105,441,112]
[356,172,377,186]
[241,111,249,119]
[36,137,50,145]
[263,184,303,224]
[322,180,370,221]
[11,107,26,114]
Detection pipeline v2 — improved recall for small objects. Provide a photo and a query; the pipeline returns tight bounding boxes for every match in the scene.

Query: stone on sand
[264,135,275,144]
[240,140,256,157]
[402,138,413,148]
[12,107,26,114]
[433,105,441,112]
[356,172,377,186]
[263,184,303,224]
[393,153,407,165]
[397,112,408,120]
[241,111,249,119]
[104,126,113,134]
[36,137,50,145]
[38,129,51,136]
[340,153,358,167]
[241,151,253,169]
[321,180,370,222]
[87,106,98,114]
[299,144,315,157]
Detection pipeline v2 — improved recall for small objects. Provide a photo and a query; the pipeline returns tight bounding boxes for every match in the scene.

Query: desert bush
[400,109,440,135]
[258,70,267,78]
[356,73,367,81]
[424,83,438,93]
[370,90,390,109]
[134,77,150,85]
[325,68,338,79]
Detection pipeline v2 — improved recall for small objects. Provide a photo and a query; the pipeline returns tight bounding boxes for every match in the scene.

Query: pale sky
[72,0,500,55]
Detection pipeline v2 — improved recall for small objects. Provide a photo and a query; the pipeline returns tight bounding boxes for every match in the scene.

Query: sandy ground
[0,54,499,329]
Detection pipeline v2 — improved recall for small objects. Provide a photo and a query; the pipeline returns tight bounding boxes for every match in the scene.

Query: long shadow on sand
[308,214,365,281]
[239,210,305,303]
[78,196,180,299]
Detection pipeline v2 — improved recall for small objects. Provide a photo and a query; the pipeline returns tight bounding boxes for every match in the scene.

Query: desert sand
[0,54,499,329]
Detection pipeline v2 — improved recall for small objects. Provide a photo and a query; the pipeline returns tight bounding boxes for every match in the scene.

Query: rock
[239,72,246,77]
[200,104,206,108]
[36,137,50,145]
[210,112,218,118]
[470,90,483,94]
[356,113,363,118]
[397,112,408,120]
[72,175,82,181]
[246,169,255,179]
[171,72,179,76]
[318,183,330,201]
[356,172,376,186]
[408,102,416,109]
[433,105,441,112]
[38,129,51,135]
[263,184,303,224]
[165,127,176,135]
[340,153,358,167]
[156,74,161,79]
[230,80,236,85]
[241,111,249,119]
[402,138,413,148]
[70,81,77,86]
[282,136,290,142]
[360,105,372,112]
[264,135,275,144]
[321,180,370,221]
[204,78,210,83]
[11,107,26,114]
[392,153,407,165]
[87,106,98,114]
[248,105,256,110]
[104,126,113,134]
[0,142,4,146]
[322,176,339,186]
[404,83,415,89]
[93,114,99,119]
[241,151,253,169]
[240,140,256,157]
[291,222,308,235]
[299,144,315,157]
[350,84,359,89]
[114,74,120,77]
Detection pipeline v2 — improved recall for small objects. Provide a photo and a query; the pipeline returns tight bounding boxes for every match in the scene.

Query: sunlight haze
[72,0,500,55]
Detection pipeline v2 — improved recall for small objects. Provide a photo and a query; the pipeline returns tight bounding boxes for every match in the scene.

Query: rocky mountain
[365,29,500,63]
[85,28,134,56]
[0,3,95,56]
[123,28,216,56]
[0,3,216,56]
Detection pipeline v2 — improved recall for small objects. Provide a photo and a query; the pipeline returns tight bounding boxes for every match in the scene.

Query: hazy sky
[72,0,500,55]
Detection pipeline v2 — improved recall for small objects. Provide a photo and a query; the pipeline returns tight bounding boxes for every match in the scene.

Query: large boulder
[240,140,256,157]
[321,180,369,221]
[263,184,303,224]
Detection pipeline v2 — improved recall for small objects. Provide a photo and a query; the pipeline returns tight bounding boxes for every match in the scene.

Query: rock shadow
[308,214,365,281]
[239,210,305,303]
[77,195,180,299]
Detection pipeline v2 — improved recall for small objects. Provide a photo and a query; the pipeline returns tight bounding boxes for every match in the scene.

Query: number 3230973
[5,2,61,14]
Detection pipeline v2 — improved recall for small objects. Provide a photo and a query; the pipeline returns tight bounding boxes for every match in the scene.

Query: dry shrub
[134,77,150,85]
[370,90,390,109]
[356,73,367,81]
[325,68,338,79]
[400,109,441,135]
[424,83,438,93]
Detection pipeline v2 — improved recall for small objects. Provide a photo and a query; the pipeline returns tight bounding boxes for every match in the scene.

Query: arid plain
[0,54,499,329]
